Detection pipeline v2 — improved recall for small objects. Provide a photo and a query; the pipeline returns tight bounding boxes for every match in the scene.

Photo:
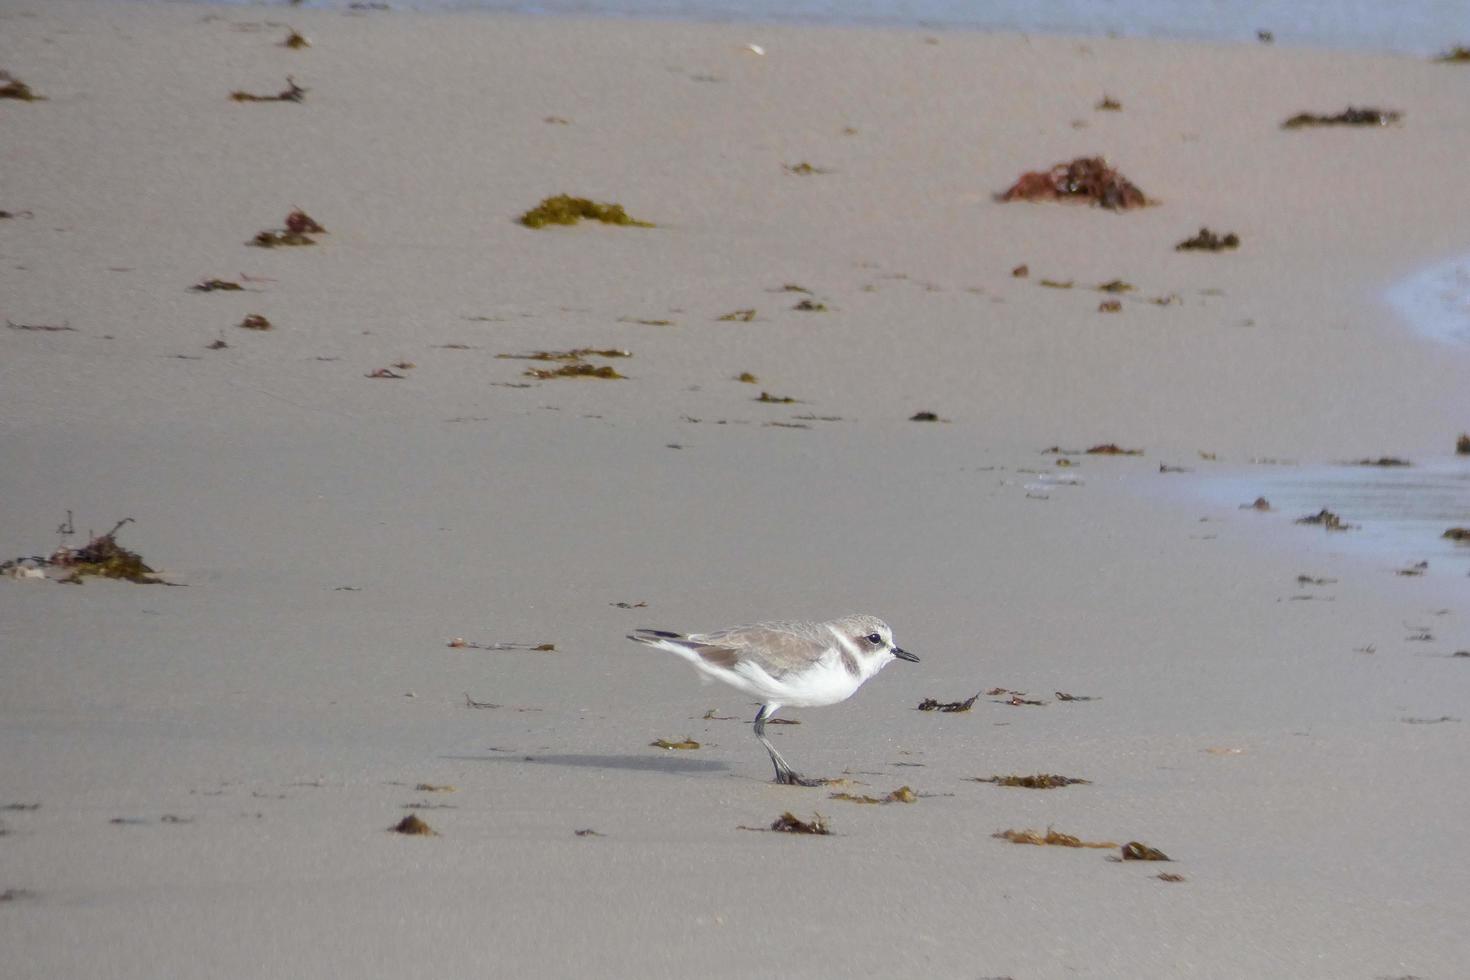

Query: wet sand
[2,2,1469,977]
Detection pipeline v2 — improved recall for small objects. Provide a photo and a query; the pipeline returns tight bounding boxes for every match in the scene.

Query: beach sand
[2,2,1468,977]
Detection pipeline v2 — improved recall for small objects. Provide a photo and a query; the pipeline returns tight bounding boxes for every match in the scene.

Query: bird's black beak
[892,646,920,663]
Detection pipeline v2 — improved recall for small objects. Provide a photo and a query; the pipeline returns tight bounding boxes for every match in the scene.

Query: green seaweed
[518,194,653,229]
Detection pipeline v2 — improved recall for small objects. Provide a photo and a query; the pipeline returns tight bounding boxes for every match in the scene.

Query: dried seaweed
[1039,279,1073,289]
[574,828,604,837]
[650,737,700,750]
[525,363,625,380]
[238,314,272,331]
[767,812,830,835]
[1121,841,1171,861]
[1054,691,1097,702]
[1435,46,1470,62]
[518,195,653,229]
[1243,497,1272,511]
[0,73,43,101]
[448,639,555,652]
[976,774,1090,788]
[1096,279,1134,293]
[998,157,1150,211]
[1282,107,1401,129]
[783,162,833,175]
[390,814,437,836]
[1095,95,1122,111]
[47,519,170,585]
[1176,227,1240,252]
[497,348,630,362]
[829,786,917,804]
[910,411,942,422]
[1443,528,1470,542]
[993,828,1117,848]
[1350,457,1410,467]
[251,230,315,248]
[1156,872,1186,882]
[282,30,310,49]
[1086,443,1143,455]
[192,278,243,292]
[619,317,674,326]
[1295,508,1353,530]
[735,372,759,383]
[1457,434,1470,455]
[718,309,757,322]
[916,693,979,712]
[1011,264,1029,278]
[1397,561,1428,577]
[366,367,404,379]
[285,210,325,234]
[230,77,307,103]
[7,320,73,332]
[1098,299,1122,313]
[792,299,827,312]
[756,392,798,404]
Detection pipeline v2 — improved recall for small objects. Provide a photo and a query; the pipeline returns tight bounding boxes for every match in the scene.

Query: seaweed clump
[977,774,1091,788]
[767,812,830,835]
[1455,433,1469,455]
[389,814,437,836]
[1176,228,1240,252]
[0,71,44,102]
[230,77,306,103]
[917,692,979,712]
[496,348,630,380]
[46,519,169,585]
[251,211,325,248]
[1121,841,1171,861]
[998,157,1150,211]
[1281,107,1401,129]
[1296,508,1353,531]
[993,828,1117,848]
[518,195,653,229]
[1436,46,1470,62]
[1443,528,1470,542]
[650,737,700,750]
[829,786,917,804]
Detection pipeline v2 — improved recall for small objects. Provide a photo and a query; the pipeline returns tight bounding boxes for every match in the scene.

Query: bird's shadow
[444,752,729,775]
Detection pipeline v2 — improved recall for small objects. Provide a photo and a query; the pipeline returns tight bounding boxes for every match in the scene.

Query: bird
[628,614,919,785]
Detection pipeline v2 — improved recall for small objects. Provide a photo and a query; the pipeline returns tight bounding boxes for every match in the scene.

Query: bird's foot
[773,770,826,788]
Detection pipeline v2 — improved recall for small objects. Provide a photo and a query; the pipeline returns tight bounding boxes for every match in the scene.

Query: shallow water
[1386,253,1470,348]
[1194,456,1470,573]
[183,0,1468,55]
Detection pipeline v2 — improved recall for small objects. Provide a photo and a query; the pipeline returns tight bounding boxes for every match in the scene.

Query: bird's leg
[754,704,822,786]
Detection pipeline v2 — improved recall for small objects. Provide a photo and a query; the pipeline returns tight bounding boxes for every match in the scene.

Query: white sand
[2,2,1468,977]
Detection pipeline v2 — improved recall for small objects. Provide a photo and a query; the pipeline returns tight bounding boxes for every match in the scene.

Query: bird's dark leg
[754,704,821,786]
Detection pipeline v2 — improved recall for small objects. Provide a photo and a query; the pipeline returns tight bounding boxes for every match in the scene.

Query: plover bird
[629,614,919,785]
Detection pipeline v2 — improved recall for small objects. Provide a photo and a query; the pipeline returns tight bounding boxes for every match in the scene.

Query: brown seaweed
[1350,457,1410,467]
[518,195,653,229]
[916,693,979,712]
[389,814,437,836]
[1457,434,1470,455]
[1086,443,1143,455]
[1120,841,1171,861]
[1282,107,1401,129]
[230,77,307,103]
[0,72,43,102]
[6,320,74,332]
[1098,299,1122,313]
[976,774,1091,788]
[1095,95,1122,111]
[1443,528,1470,542]
[1176,227,1240,252]
[993,828,1117,848]
[1295,508,1353,530]
[783,162,833,175]
[756,392,798,404]
[998,157,1150,211]
[282,30,310,49]
[49,519,170,585]
[718,309,758,322]
[525,363,625,380]
[792,299,827,312]
[829,786,917,804]
[238,314,272,331]
[192,278,243,292]
[767,812,830,835]
[910,411,942,422]
[285,210,325,234]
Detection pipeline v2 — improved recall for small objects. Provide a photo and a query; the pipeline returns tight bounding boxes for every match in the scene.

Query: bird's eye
[866,633,883,645]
